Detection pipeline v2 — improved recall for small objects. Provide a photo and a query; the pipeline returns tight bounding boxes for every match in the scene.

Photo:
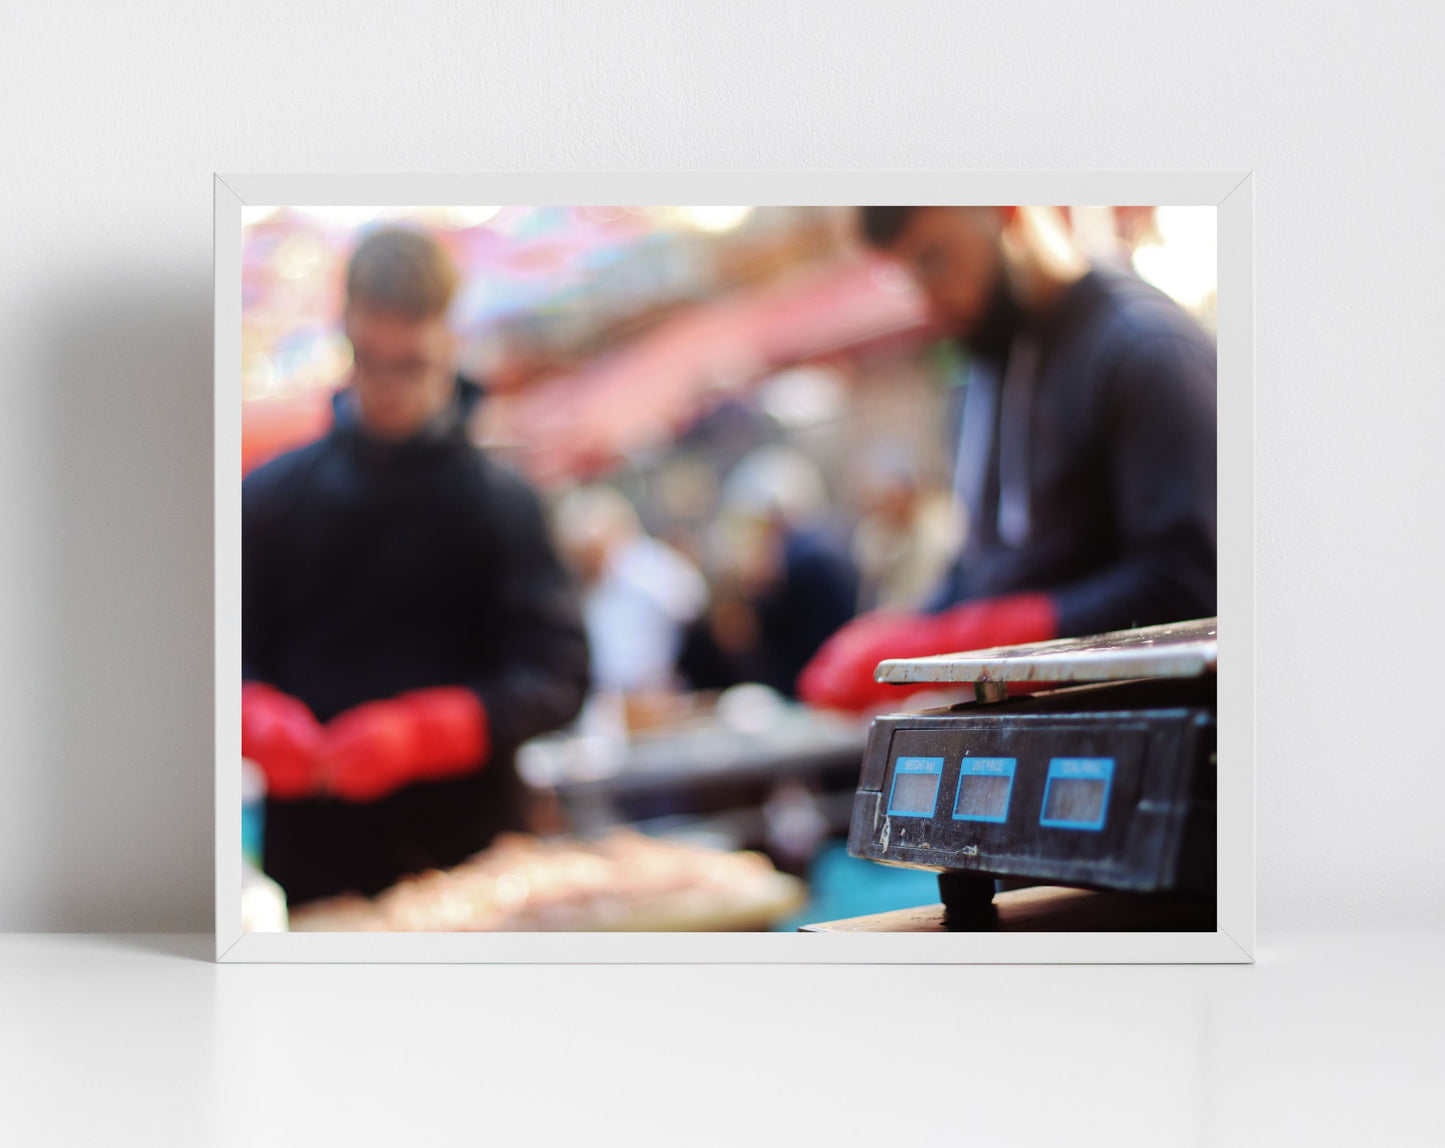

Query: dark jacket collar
[1030,265,1112,346]
[330,375,486,465]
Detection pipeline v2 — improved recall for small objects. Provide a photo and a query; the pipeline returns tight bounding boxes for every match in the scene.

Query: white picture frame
[215,172,1253,963]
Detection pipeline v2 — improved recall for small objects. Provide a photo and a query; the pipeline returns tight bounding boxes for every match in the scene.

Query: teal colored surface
[773,838,940,931]
[242,802,264,869]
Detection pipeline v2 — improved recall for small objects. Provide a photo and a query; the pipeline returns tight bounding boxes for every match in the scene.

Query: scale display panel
[847,677,1217,897]
[952,757,1016,823]
[1039,758,1114,830]
[886,757,943,817]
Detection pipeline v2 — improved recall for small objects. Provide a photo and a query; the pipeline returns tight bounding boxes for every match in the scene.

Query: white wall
[2,1,1441,932]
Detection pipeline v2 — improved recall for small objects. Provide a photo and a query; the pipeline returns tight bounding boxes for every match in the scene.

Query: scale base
[799,885,1216,932]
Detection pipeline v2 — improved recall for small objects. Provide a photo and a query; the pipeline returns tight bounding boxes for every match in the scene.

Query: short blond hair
[346,226,459,319]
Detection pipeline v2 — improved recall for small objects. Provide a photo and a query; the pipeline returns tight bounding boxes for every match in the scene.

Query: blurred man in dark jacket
[800,206,1215,711]
[241,227,589,905]
[679,446,859,698]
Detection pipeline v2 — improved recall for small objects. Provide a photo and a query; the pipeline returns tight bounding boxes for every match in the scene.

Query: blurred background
[240,203,1216,933]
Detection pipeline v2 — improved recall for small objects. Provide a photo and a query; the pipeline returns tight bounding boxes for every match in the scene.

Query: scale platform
[874,617,1217,693]
[836,619,1217,931]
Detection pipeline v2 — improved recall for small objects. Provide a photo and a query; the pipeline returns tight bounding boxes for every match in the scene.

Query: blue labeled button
[887,756,944,817]
[953,757,1017,823]
[1039,757,1115,831]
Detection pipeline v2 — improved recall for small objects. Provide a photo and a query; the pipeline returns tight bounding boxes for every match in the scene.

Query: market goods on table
[288,829,805,932]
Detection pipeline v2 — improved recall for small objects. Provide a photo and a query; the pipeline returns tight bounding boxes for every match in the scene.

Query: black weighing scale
[802,618,1217,933]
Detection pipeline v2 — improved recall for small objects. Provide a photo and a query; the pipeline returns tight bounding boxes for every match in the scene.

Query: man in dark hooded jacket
[800,206,1215,711]
[241,226,590,906]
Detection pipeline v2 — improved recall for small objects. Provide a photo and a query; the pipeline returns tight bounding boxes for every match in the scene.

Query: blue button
[953,757,1016,823]
[887,756,944,817]
[1039,757,1115,831]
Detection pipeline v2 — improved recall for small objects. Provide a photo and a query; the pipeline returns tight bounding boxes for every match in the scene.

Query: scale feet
[937,871,999,929]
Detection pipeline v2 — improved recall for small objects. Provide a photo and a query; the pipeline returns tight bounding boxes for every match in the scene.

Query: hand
[241,682,324,799]
[795,611,946,712]
[797,594,1058,713]
[320,687,490,803]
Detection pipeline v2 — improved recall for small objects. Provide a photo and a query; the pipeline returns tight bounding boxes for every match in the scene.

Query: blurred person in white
[850,443,964,612]
[554,485,707,696]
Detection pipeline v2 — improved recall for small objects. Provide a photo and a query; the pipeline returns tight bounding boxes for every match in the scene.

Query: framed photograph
[215,172,1252,962]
